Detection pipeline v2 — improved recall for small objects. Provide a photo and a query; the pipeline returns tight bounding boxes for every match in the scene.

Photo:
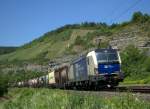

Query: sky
[0,0,150,46]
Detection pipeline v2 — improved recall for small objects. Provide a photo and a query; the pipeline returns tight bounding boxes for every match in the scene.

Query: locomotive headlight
[104,65,114,69]
[104,65,108,68]
[114,71,120,73]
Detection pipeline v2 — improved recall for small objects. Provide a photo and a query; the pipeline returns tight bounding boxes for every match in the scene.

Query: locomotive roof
[71,48,118,64]
[71,56,86,64]
[95,48,117,53]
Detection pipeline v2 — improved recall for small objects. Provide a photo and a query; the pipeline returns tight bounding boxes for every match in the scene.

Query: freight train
[17,47,124,89]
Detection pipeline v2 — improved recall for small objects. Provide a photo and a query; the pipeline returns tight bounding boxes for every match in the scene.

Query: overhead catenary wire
[104,0,125,24]
[109,0,142,24]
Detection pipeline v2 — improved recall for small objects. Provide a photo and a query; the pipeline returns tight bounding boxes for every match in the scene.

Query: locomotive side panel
[73,57,88,81]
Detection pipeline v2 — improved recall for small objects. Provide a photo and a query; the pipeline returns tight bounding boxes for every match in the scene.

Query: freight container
[48,71,56,84]
[45,75,49,84]
[28,79,33,86]
[54,66,68,88]
[68,65,75,82]
[38,75,47,86]
[54,70,60,85]
[60,67,68,84]
[32,78,38,87]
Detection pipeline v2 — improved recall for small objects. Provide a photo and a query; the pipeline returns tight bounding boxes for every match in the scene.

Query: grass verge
[0,88,150,109]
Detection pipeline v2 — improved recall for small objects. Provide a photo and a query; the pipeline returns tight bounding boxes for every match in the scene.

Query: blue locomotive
[66,47,123,89]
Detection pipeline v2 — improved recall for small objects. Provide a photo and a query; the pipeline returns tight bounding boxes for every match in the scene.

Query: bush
[121,45,145,64]
[131,12,150,23]
[121,45,150,80]
[0,74,8,96]
[98,41,109,48]
[144,57,150,72]
[0,47,18,55]
[74,36,85,46]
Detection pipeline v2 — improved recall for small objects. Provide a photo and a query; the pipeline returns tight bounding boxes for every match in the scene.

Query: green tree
[132,12,143,23]
[132,12,150,23]
[0,74,8,96]
[121,45,146,78]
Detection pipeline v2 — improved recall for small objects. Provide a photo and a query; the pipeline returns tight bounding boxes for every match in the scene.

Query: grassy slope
[0,88,150,109]
[0,22,150,64]
[0,29,94,62]
[0,19,150,64]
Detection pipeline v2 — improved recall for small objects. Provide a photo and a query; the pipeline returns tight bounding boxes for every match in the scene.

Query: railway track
[66,86,150,102]
[101,86,150,94]
[65,85,150,94]
[122,86,150,93]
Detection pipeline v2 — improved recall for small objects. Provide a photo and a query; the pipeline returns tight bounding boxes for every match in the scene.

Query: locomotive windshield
[96,51,119,63]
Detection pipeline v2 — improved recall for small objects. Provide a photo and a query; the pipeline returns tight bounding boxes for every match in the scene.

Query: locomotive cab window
[108,53,118,61]
[96,51,119,63]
